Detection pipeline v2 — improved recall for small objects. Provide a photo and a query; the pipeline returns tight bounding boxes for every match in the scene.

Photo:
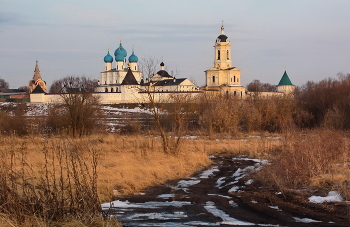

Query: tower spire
[221,20,225,34]
[33,60,41,80]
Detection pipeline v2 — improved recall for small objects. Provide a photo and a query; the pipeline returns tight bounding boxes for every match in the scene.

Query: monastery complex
[6,24,295,103]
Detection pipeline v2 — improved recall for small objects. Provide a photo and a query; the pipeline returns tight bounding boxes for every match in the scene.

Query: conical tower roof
[278,71,293,86]
[33,60,42,80]
[121,68,139,85]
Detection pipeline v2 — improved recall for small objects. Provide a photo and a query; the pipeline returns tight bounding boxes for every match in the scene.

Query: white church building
[29,24,294,103]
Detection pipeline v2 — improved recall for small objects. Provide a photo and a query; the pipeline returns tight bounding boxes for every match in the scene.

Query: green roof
[278,71,293,86]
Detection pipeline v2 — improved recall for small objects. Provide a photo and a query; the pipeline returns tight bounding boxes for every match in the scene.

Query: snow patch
[126,211,187,220]
[293,217,322,223]
[101,200,191,209]
[177,179,201,188]
[228,186,240,193]
[268,206,282,211]
[308,191,343,203]
[204,201,255,226]
[199,166,219,178]
[245,179,254,185]
[157,194,174,199]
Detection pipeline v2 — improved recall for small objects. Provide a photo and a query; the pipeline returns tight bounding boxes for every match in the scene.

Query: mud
[102,155,349,226]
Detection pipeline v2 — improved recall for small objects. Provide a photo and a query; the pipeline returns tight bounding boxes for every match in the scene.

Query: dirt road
[102,155,349,226]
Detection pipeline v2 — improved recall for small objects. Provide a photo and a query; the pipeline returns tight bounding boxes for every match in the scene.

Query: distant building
[204,23,245,98]
[277,69,295,94]
[96,42,142,93]
[29,23,295,103]
[28,61,47,93]
[142,62,197,92]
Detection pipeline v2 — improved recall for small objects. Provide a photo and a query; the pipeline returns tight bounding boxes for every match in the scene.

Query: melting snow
[293,217,322,223]
[308,191,343,203]
[177,178,201,188]
[126,211,187,220]
[204,201,255,226]
[228,186,240,193]
[101,200,190,210]
[216,176,226,188]
[268,206,282,211]
[157,194,175,199]
[245,179,254,185]
[199,166,219,178]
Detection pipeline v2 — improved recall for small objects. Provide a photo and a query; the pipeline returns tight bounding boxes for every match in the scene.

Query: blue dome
[114,42,127,57]
[115,53,124,62]
[128,51,138,63]
[104,51,113,63]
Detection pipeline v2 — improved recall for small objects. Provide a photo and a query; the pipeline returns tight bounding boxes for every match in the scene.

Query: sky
[1,0,350,89]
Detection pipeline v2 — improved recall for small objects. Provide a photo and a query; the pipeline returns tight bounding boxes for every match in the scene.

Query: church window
[234,76,236,82]
[227,50,229,60]
[237,78,239,83]
[234,91,237,96]
[105,81,107,84]
[212,76,215,83]
[135,66,137,70]
[105,88,108,92]
[116,87,118,92]
[116,80,117,83]
[111,88,114,92]
[217,50,220,60]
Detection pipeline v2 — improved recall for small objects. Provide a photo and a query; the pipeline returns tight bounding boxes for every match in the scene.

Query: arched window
[212,76,215,83]
[237,78,239,83]
[111,88,114,92]
[116,87,118,92]
[135,66,137,70]
[234,91,237,96]
[217,50,220,60]
[105,88,108,92]
[227,50,229,60]
[234,76,236,83]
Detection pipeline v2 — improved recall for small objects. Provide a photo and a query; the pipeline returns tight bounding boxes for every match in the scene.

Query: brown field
[1,129,349,226]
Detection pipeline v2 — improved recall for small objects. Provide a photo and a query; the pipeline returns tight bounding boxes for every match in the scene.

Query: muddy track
[102,156,349,226]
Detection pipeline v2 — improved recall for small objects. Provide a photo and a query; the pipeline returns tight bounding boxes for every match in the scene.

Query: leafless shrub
[256,129,350,195]
[0,137,112,226]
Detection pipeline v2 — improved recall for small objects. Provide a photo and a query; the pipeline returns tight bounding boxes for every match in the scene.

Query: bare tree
[47,76,102,137]
[140,57,193,154]
[18,86,29,93]
[139,56,159,80]
[0,78,9,89]
[49,76,98,93]
[247,79,276,92]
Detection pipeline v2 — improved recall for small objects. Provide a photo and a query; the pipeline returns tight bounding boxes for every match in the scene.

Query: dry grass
[6,131,337,226]
[255,129,350,199]
[0,133,277,202]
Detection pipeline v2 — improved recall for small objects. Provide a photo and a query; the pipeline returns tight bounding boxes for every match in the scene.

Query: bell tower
[214,21,232,70]
[204,23,245,98]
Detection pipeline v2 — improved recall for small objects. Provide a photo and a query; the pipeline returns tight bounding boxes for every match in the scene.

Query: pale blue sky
[1,0,350,88]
